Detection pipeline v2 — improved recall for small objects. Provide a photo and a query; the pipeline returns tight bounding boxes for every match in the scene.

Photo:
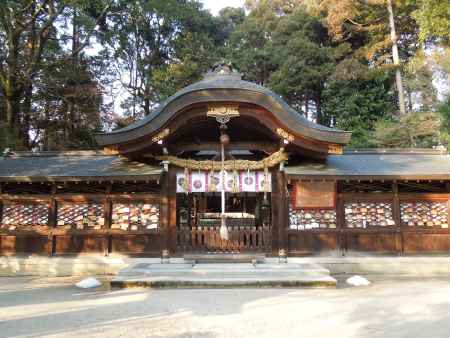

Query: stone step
[191,263,330,276]
[111,262,336,288]
[183,253,266,264]
[110,275,336,288]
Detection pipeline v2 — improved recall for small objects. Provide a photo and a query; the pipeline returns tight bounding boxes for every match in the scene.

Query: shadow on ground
[1,276,450,338]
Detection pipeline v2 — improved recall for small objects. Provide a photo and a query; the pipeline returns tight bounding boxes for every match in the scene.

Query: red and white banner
[176,171,271,193]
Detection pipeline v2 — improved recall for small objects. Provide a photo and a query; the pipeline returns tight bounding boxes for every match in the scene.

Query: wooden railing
[177,226,271,253]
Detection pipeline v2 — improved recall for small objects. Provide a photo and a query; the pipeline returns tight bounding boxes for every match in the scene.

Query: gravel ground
[1,276,450,338]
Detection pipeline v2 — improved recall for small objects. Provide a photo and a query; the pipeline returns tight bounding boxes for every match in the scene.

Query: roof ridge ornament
[203,61,242,80]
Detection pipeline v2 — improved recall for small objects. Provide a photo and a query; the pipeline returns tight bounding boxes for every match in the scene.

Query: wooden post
[392,181,403,255]
[0,183,3,226]
[160,166,177,260]
[271,169,287,259]
[446,182,450,231]
[160,170,169,259]
[168,166,177,255]
[104,183,112,256]
[271,171,279,256]
[336,192,346,256]
[48,183,57,257]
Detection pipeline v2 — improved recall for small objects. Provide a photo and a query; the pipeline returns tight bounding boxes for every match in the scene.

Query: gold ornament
[155,148,288,171]
[183,166,190,193]
[151,128,170,143]
[263,166,270,192]
[209,161,216,192]
[231,161,239,193]
[276,128,294,143]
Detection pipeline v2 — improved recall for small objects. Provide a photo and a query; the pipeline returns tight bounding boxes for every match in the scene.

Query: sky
[201,0,245,15]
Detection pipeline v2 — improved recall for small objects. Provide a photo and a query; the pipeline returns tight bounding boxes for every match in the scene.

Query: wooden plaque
[292,181,336,209]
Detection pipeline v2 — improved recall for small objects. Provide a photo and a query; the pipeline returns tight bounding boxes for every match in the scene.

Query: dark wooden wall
[2,179,450,257]
[287,183,450,256]
[0,191,162,257]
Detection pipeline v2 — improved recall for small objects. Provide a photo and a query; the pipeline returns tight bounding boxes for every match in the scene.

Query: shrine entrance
[176,191,272,253]
[93,62,349,259]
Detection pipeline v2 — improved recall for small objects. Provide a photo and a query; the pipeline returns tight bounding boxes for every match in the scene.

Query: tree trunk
[407,88,413,112]
[143,83,151,116]
[5,93,17,129]
[304,96,309,117]
[3,89,21,148]
[315,95,323,125]
[4,85,20,129]
[387,0,407,115]
[21,83,33,149]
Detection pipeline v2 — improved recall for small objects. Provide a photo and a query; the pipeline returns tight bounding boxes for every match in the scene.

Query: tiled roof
[2,150,448,182]
[285,150,450,179]
[0,152,161,182]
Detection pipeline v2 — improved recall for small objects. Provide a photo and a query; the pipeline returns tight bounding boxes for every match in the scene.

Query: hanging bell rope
[155,148,288,171]
[219,134,229,240]
[208,160,216,192]
[182,160,190,193]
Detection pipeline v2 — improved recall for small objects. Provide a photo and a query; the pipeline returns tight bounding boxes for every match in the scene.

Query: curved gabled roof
[96,64,351,146]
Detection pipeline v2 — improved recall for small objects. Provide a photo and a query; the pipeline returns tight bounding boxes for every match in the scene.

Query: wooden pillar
[48,183,57,257]
[0,184,3,256]
[160,166,177,258]
[446,181,450,232]
[160,170,169,258]
[336,191,346,256]
[392,181,403,255]
[445,181,450,193]
[168,166,177,255]
[104,183,112,256]
[0,183,3,226]
[271,172,279,256]
[271,169,287,258]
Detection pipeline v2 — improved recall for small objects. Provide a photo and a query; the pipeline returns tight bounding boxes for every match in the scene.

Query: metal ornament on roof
[203,61,243,81]
[207,104,240,125]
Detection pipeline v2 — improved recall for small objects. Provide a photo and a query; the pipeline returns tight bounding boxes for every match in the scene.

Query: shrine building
[1,63,450,258]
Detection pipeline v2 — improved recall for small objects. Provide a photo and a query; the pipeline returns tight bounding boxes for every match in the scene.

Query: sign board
[292,181,336,209]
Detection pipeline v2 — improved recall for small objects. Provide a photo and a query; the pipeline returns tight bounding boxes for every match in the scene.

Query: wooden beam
[0,175,161,183]
[286,174,450,181]
[167,141,278,154]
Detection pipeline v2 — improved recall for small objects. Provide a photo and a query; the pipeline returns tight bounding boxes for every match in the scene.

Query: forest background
[0,0,449,151]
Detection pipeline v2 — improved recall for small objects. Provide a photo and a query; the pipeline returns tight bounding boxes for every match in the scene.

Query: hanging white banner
[176,171,271,193]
